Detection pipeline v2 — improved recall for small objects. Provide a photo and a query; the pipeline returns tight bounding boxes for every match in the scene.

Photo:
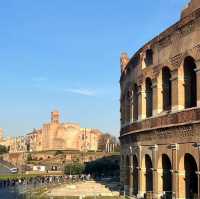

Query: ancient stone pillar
[171,144,179,198]
[151,145,159,199]
[130,90,134,124]
[138,84,146,120]
[171,68,184,112]
[195,60,200,107]
[178,170,186,199]
[157,168,164,198]
[152,76,163,116]
[137,146,145,198]
[129,154,133,196]
[196,143,200,198]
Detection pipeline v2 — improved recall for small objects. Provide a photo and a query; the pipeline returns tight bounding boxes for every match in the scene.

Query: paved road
[0,163,11,175]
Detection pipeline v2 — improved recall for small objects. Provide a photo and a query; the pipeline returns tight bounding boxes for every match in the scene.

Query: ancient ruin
[120,0,200,198]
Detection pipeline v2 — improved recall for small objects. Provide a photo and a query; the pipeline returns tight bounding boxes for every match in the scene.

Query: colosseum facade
[120,0,200,198]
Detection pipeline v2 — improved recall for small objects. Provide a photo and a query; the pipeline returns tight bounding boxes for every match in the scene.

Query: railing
[121,107,200,135]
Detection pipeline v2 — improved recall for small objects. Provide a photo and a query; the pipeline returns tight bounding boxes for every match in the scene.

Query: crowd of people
[0,174,91,190]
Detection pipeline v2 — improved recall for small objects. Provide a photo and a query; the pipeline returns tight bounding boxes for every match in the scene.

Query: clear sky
[0,0,188,137]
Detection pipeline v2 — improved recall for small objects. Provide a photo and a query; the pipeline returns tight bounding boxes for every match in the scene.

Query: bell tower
[51,111,60,124]
[181,0,200,18]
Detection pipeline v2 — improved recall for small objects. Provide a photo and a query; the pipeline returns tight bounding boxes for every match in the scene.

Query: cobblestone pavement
[47,181,120,197]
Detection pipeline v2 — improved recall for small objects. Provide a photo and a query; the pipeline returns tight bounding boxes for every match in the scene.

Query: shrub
[64,163,85,175]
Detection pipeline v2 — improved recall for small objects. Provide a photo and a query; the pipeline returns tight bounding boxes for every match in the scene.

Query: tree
[84,156,120,177]
[64,163,85,175]
[27,153,32,161]
[0,145,8,154]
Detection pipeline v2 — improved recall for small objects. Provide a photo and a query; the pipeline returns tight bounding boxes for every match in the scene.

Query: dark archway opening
[132,155,138,196]
[184,153,198,199]
[125,90,131,124]
[146,78,153,118]
[184,56,197,108]
[162,67,172,111]
[145,49,153,66]
[162,154,172,199]
[133,84,138,121]
[145,155,153,193]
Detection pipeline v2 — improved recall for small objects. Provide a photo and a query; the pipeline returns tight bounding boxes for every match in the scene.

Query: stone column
[196,143,200,198]
[157,168,164,198]
[171,144,179,198]
[129,154,133,196]
[152,77,163,116]
[195,60,200,107]
[171,68,184,112]
[138,84,146,120]
[137,146,145,198]
[178,170,186,199]
[151,145,159,199]
[130,90,134,123]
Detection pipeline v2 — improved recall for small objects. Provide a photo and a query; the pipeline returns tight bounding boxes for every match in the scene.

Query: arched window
[120,95,125,126]
[162,67,172,111]
[184,56,197,108]
[146,78,153,118]
[162,154,172,198]
[184,154,198,198]
[125,89,131,124]
[132,155,138,196]
[145,49,153,66]
[145,155,153,192]
[133,84,138,121]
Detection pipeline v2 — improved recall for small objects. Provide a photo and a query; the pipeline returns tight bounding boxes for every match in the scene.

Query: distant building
[0,111,102,153]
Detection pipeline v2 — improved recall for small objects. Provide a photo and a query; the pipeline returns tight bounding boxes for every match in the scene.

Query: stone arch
[162,67,172,111]
[183,56,197,108]
[124,82,132,124]
[145,77,153,118]
[179,153,198,199]
[162,154,172,198]
[184,153,198,199]
[132,154,139,196]
[145,49,153,66]
[144,154,153,193]
[132,83,139,121]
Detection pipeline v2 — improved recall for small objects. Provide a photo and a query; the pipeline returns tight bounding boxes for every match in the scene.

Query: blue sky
[0,0,188,137]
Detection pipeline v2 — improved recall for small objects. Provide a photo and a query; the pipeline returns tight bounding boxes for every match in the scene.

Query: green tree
[0,145,8,154]
[27,153,32,161]
[64,163,85,175]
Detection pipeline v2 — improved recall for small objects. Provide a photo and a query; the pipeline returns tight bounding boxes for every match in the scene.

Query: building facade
[0,111,102,153]
[120,1,200,198]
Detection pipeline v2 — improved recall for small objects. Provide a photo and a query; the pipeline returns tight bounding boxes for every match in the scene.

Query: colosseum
[120,0,200,199]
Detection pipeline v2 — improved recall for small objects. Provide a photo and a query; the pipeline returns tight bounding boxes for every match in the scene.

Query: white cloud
[64,88,96,96]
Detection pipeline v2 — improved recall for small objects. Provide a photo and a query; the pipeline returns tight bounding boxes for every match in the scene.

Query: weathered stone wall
[120,1,200,198]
